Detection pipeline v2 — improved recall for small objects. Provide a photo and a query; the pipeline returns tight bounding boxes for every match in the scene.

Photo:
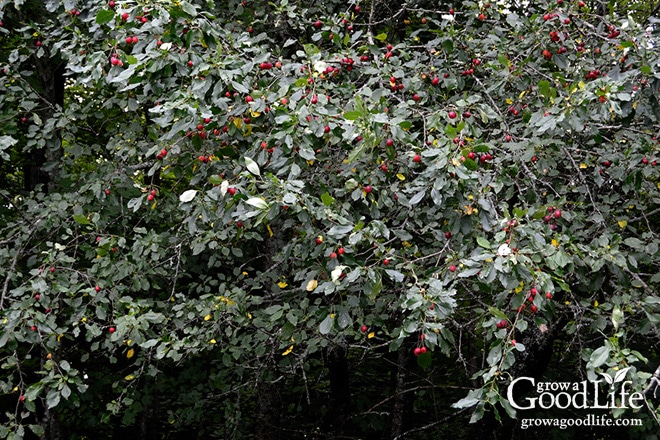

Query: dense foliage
[1,0,660,438]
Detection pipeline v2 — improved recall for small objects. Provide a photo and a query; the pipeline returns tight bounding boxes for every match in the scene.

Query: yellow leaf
[367,332,375,339]
[247,312,252,319]
[267,224,274,237]
[209,339,216,344]
[278,281,288,288]
[250,110,261,118]
[307,160,314,166]
[124,374,135,381]
[618,220,627,229]
[57,334,63,342]
[126,348,135,359]
[306,279,318,291]
[579,163,587,169]
[396,173,406,181]
[594,300,599,307]
[402,241,411,247]
[506,98,513,104]
[242,271,248,276]
[204,314,211,321]
[233,117,243,129]
[551,238,559,247]
[282,345,294,356]
[519,91,526,99]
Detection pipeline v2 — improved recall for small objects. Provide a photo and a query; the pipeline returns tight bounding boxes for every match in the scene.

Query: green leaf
[245,197,268,210]
[476,236,491,249]
[327,224,354,238]
[244,156,260,176]
[321,192,334,206]
[489,307,508,320]
[319,314,333,335]
[343,111,361,120]
[416,351,432,369]
[375,33,388,42]
[347,142,368,163]
[588,346,611,369]
[73,214,91,225]
[181,1,198,15]
[95,9,115,25]
[452,389,483,409]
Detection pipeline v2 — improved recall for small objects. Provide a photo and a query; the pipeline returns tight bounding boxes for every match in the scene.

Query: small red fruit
[34,294,40,301]
[448,110,457,119]
[449,265,457,272]
[546,292,553,299]
[314,20,322,28]
[95,286,101,292]
[227,187,237,196]
[414,347,422,356]
[364,185,373,193]
[445,231,452,239]
[431,77,440,86]
[413,154,421,163]
[553,209,562,219]
[383,258,390,265]
[419,346,427,354]
[530,304,538,313]
[361,325,368,333]
[337,247,345,255]
[109,327,116,333]
[329,252,337,259]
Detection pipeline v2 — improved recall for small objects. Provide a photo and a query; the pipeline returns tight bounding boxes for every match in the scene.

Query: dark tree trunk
[390,341,415,439]
[254,381,281,440]
[326,343,351,435]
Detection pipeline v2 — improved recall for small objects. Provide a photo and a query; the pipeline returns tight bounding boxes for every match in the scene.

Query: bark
[326,343,351,435]
[390,341,414,439]
[254,381,281,440]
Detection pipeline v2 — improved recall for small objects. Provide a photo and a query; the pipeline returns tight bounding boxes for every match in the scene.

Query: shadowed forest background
[1,0,660,438]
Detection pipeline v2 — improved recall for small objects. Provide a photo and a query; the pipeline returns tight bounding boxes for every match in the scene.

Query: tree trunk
[254,381,281,440]
[326,343,350,436]
[390,341,414,439]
